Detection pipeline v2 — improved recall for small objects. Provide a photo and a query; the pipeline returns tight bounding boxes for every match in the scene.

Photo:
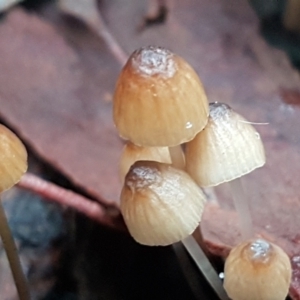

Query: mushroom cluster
[113,45,266,245]
[112,46,285,298]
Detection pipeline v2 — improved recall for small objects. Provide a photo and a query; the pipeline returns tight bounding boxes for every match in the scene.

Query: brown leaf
[0,8,123,204]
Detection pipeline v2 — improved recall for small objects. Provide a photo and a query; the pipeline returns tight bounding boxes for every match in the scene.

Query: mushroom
[0,124,30,300]
[120,160,206,246]
[113,45,209,169]
[186,102,265,240]
[224,238,291,300]
[119,142,171,182]
[121,159,229,299]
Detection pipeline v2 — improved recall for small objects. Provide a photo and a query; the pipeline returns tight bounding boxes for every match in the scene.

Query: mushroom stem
[0,198,30,300]
[229,178,253,240]
[168,145,185,169]
[181,235,230,300]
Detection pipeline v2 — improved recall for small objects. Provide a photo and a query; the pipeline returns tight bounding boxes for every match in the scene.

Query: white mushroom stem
[181,235,230,300]
[0,198,30,300]
[229,178,253,240]
[168,145,185,170]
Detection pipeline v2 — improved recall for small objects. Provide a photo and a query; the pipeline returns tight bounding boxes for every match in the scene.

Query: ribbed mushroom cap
[119,142,171,182]
[185,102,266,187]
[120,160,206,246]
[224,239,291,300]
[0,125,27,192]
[113,46,209,147]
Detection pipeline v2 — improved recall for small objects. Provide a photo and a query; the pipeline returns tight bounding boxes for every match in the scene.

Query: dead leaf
[0,8,123,204]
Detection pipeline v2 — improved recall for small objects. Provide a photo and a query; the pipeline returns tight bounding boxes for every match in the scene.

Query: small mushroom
[120,160,206,246]
[0,124,30,300]
[224,238,291,300]
[186,102,265,239]
[119,142,171,182]
[113,46,209,169]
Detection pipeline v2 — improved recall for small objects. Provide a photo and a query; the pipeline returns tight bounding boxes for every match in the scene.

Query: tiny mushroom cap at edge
[113,46,209,147]
[120,160,207,246]
[224,238,292,300]
[0,124,28,191]
[185,102,266,187]
[0,124,29,300]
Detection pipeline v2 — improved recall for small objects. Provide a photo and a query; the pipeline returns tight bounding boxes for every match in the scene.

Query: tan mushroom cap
[185,102,266,187]
[224,239,291,300]
[113,46,209,147]
[120,160,206,246]
[0,125,27,192]
[119,142,171,182]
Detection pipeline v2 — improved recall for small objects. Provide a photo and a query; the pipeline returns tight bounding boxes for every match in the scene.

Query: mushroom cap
[185,102,266,187]
[113,46,209,147]
[0,125,27,192]
[119,142,171,182]
[224,239,291,300]
[120,160,206,246]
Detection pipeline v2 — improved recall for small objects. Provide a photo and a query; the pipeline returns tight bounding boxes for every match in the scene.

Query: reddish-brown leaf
[0,8,123,204]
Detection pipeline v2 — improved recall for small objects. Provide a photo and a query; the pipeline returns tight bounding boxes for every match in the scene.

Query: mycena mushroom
[224,238,291,300]
[186,102,265,240]
[0,124,30,300]
[120,160,206,246]
[113,45,209,169]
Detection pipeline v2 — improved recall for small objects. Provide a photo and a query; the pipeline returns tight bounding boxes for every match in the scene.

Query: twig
[91,8,128,66]
[18,173,125,231]
[59,0,128,66]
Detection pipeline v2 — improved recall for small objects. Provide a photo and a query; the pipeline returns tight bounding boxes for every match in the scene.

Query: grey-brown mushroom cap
[186,102,266,187]
[120,160,207,246]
